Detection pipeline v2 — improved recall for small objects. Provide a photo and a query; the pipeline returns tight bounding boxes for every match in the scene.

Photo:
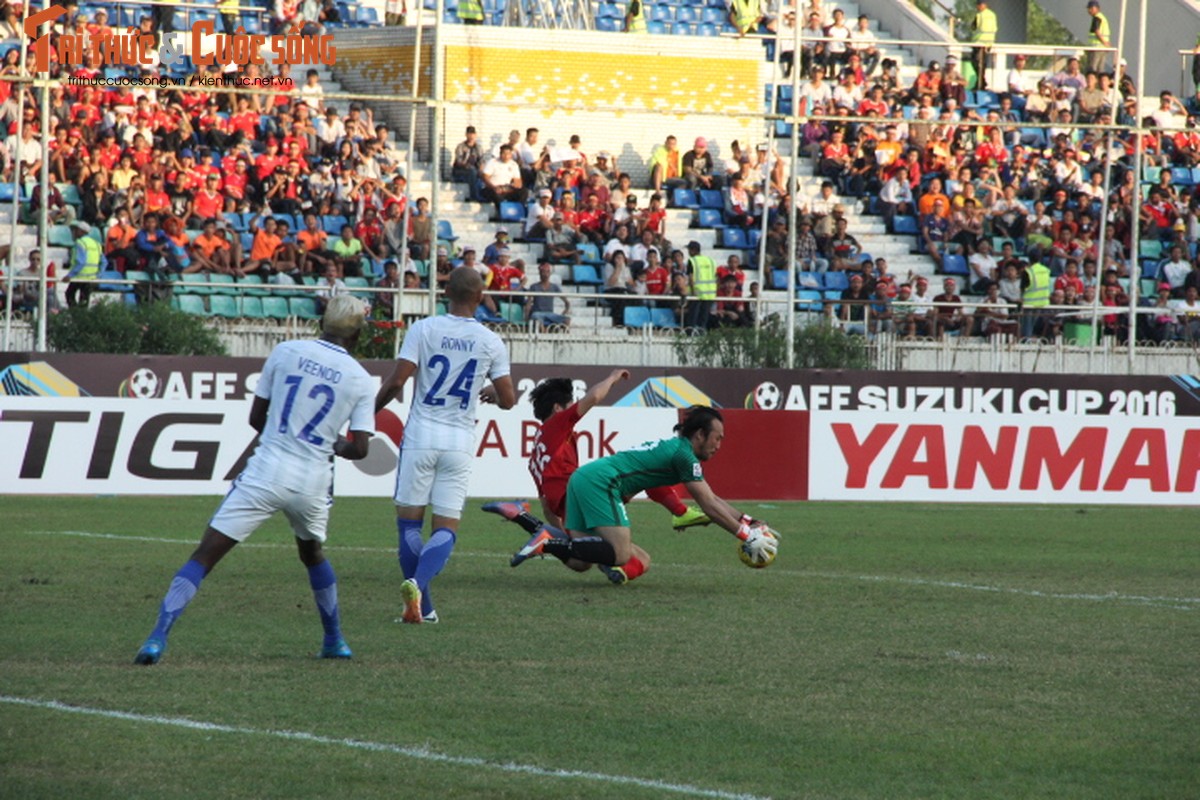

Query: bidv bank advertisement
[1,354,1199,504]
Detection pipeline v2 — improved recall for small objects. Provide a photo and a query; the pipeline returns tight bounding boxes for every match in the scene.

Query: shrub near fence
[48,302,227,356]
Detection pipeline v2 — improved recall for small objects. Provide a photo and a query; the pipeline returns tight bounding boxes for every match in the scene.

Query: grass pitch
[1,496,1198,799]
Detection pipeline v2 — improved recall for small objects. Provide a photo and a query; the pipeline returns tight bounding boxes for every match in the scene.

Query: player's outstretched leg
[513,526,625,569]
[510,524,567,567]
[482,500,541,534]
[307,557,351,659]
[646,485,710,530]
[134,559,207,665]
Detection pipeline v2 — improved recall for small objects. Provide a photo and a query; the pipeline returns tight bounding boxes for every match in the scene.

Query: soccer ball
[124,368,160,399]
[738,528,779,569]
[751,381,781,410]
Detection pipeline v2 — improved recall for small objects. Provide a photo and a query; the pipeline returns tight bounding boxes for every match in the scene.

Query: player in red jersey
[484,369,709,584]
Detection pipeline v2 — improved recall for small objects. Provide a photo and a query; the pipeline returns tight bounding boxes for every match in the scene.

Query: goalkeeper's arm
[683,479,753,539]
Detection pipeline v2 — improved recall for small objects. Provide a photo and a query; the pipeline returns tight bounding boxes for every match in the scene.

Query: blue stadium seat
[177,294,209,316]
[209,294,240,318]
[176,273,212,295]
[1139,240,1163,260]
[796,289,824,312]
[893,215,919,235]
[772,269,789,289]
[698,189,724,208]
[942,254,969,276]
[700,6,722,23]
[208,273,237,294]
[823,271,849,291]
[675,6,698,23]
[651,307,680,328]
[437,219,458,242]
[647,20,667,33]
[1170,167,1195,186]
[651,5,672,21]
[671,188,699,208]
[623,306,652,327]
[262,296,291,319]
[797,270,822,289]
[237,275,268,296]
[721,228,748,249]
[670,21,692,34]
[576,242,603,264]
[499,202,525,223]
[289,297,322,320]
[1019,128,1046,147]
[571,264,604,287]
[596,16,620,30]
[322,216,347,235]
[696,22,719,35]
[355,6,380,25]
[598,2,623,16]
[697,208,724,228]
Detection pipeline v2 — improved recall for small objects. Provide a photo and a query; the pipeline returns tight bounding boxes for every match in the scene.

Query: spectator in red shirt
[255,141,286,183]
[717,254,746,292]
[94,131,122,171]
[143,175,171,218]
[1055,259,1085,295]
[354,207,385,260]
[190,174,226,226]
[575,192,608,245]
[223,158,251,211]
[128,133,156,170]
[169,149,204,193]
[643,250,669,298]
[194,151,222,185]
[230,97,261,143]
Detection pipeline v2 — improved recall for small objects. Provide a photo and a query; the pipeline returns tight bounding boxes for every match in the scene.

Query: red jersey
[230,112,260,139]
[528,403,583,520]
[192,189,224,220]
[223,170,249,200]
[644,265,668,295]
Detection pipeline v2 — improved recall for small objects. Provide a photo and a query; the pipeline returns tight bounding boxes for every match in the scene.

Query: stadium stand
[2,0,1198,349]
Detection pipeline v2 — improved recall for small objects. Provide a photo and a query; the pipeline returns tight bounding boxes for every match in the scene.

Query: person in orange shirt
[105,206,141,272]
[244,216,290,278]
[297,213,337,276]
[143,176,171,218]
[917,176,952,219]
[190,218,239,276]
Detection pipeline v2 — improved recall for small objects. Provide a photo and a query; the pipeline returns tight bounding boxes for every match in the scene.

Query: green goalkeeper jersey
[575,435,703,498]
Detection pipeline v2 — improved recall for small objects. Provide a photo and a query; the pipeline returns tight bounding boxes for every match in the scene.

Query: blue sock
[149,559,206,642]
[307,560,341,647]
[397,519,423,580]
[414,527,456,597]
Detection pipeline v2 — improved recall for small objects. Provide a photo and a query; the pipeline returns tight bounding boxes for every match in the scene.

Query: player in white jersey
[375,267,516,624]
[134,296,376,665]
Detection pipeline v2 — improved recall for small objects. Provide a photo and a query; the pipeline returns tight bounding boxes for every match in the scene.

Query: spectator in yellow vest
[970,0,997,91]
[65,221,107,308]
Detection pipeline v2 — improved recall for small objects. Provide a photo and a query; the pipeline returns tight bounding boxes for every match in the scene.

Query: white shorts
[393,448,473,519]
[209,475,333,543]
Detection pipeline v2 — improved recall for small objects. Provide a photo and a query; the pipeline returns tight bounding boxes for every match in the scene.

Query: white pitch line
[0,695,768,800]
[23,530,1200,611]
